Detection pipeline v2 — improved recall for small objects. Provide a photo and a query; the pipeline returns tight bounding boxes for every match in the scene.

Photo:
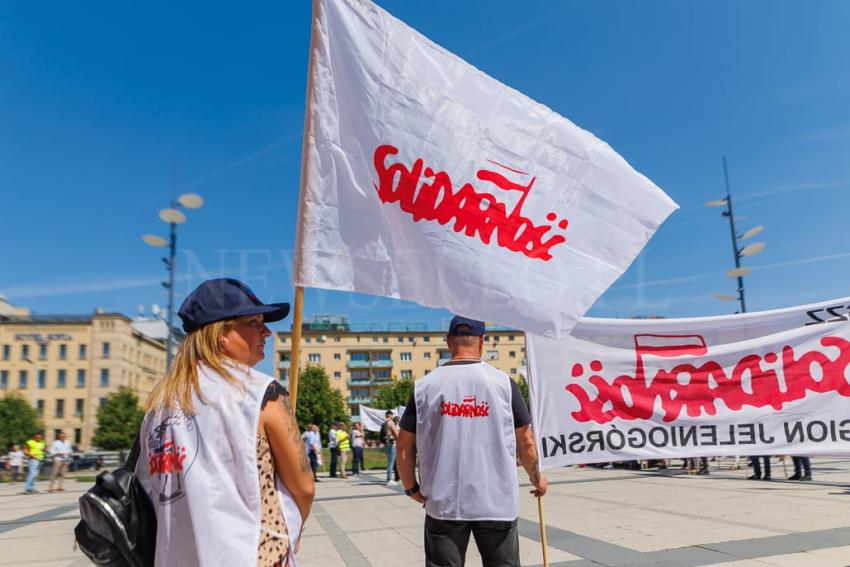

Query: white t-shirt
[412,361,518,521]
[8,450,24,467]
[328,428,338,449]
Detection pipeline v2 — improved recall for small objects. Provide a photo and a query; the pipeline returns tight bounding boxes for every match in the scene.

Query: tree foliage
[0,393,43,451]
[93,387,145,450]
[293,365,348,437]
[373,377,415,410]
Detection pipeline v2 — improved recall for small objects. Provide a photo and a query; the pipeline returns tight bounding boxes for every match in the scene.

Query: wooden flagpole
[289,286,305,410]
[524,333,549,566]
[538,496,549,567]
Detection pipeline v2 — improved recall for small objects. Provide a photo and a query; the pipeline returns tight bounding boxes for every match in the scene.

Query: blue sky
[2,1,849,374]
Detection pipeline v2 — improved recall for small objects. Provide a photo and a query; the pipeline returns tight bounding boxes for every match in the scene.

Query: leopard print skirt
[257,435,289,567]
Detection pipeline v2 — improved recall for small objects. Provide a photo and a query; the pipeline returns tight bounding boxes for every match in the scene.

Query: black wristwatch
[404,482,420,496]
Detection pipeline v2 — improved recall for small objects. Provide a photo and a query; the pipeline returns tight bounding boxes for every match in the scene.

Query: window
[408,337,414,343]
[509,351,516,358]
[19,370,28,388]
[74,428,82,445]
[308,353,321,363]
[350,352,369,361]
[55,399,65,418]
[79,344,87,359]
[333,371,341,379]
[2,344,9,360]
[77,369,86,388]
[350,370,369,380]
[485,350,499,361]
[423,336,430,342]
[99,397,106,407]
[35,399,44,417]
[75,399,84,418]
[334,337,340,342]
[102,342,110,358]
[54,429,63,441]
[372,336,379,343]
[37,369,46,389]
[401,370,413,379]
[21,344,29,360]
[397,337,404,343]
[334,353,341,361]
[305,337,311,343]
[400,352,412,361]
[424,352,431,360]
[39,343,47,360]
[508,335,515,341]
[375,369,391,379]
[0,370,7,389]
[373,352,391,361]
[59,344,67,360]
[383,337,389,343]
[57,369,67,388]
[100,368,110,387]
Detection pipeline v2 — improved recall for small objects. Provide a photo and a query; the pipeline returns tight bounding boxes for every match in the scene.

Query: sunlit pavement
[3,458,850,566]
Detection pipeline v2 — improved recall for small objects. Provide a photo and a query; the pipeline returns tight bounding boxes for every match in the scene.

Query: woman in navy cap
[137,278,314,567]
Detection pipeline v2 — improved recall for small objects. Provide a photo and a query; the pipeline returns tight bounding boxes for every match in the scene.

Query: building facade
[275,316,526,416]
[0,300,168,450]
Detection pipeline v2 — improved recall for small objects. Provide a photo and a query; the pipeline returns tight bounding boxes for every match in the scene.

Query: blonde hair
[145,319,242,414]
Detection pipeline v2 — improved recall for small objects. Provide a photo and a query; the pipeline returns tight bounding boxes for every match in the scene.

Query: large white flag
[526,297,850,469]
[294,0,678,338]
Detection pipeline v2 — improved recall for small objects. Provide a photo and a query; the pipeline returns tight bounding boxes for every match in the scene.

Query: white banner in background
[526,297,850,469]
[358,405,407,432]
[293,0,677,339]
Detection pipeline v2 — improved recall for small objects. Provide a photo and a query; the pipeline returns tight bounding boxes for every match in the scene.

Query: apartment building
[0,298,169,450]
[275,315,526,415]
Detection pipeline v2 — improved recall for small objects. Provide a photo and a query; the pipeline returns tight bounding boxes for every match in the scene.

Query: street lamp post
[143,192,204,369]
[706,156,765,314]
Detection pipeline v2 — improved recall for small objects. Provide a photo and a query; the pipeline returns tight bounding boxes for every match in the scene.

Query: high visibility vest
[26,439,45,461]
[337,430,351,451]
[413,361,518,521]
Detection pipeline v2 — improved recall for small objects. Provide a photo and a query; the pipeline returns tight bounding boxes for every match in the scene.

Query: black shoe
[788,473,801,480]
[747,474,761,480]
[697,469,709,475]
[762,476,771,481]
[800,475,812,481]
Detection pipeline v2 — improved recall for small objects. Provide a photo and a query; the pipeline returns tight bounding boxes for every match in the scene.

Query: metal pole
[722,156,746,314]
[166,221,177,369]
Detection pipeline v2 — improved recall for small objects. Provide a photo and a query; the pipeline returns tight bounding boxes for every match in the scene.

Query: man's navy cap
[447,315,485,336]
[178,278,290,333]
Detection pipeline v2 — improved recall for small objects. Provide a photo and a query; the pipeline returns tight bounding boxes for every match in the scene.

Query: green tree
[293,365,348,436]
[93,387,145,450]
[0,393,43,451]
[373,377,415,410]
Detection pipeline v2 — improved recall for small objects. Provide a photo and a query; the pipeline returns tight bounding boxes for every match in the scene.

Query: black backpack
[74,434,157,567]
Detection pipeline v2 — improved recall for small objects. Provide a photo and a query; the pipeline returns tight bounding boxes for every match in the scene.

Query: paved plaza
[2,458,849,566]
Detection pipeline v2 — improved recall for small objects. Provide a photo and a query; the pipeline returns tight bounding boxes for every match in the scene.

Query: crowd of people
[3,430,73,494]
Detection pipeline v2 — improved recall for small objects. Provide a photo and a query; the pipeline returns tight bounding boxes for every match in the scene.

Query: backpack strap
[123,431,142,471]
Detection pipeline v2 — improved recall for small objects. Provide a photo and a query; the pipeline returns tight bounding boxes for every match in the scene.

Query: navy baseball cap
[178,278,290,333]
[448,315,485,336]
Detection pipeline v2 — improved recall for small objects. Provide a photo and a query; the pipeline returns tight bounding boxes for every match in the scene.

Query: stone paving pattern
[2,457,849,566]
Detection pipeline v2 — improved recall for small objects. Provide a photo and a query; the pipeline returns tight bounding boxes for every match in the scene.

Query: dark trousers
[352,447,364,475]
[424,515,519,567]
[751,456,771,478]
[330,447,340,477]
[792,456,811,476]
[308,450,318,480]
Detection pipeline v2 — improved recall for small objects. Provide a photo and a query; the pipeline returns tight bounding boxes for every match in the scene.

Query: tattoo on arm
[281,394,312,474]
[529,454,541,485]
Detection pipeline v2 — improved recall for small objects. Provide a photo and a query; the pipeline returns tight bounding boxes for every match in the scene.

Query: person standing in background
[303,423,322,482]
[381,410,399,485]
[23,432,46,495]
[351,423,365,476]
[328,423,339,478]
[48,431,73,492]
[6,445,24,482]
[790,456,812,481]
[336,422,351,479]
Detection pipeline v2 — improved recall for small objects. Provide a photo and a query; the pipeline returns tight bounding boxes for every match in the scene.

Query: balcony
[347,379,372,387]
[347,359,393,369]
[348,395,371,404]
[278,360,291,369]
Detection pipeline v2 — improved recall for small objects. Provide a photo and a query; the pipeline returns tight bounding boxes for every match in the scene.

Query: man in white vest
[397,316,547,566]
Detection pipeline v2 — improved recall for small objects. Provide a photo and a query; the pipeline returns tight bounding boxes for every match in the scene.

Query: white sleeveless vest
[136,362,303,566]
[413,362,518,521]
